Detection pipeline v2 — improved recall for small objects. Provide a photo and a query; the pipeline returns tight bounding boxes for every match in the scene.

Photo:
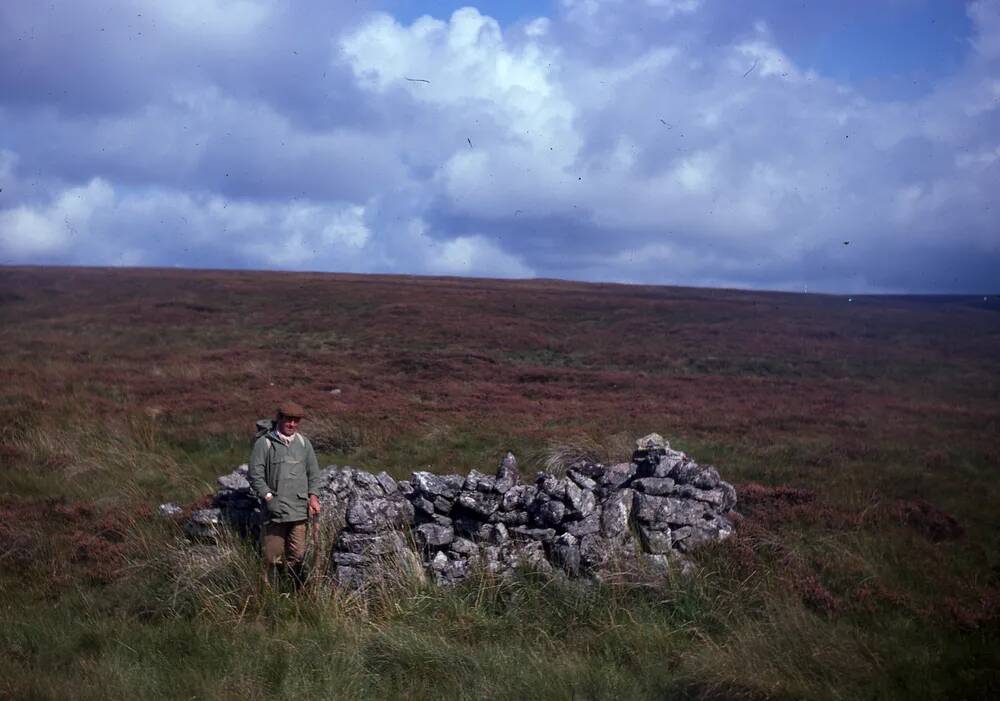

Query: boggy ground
[1,266,998,700]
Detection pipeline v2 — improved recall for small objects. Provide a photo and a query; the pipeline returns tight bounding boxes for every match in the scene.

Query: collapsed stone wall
[185,434,737,587]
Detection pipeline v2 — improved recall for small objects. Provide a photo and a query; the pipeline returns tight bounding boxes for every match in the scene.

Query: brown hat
[276,401,306,419]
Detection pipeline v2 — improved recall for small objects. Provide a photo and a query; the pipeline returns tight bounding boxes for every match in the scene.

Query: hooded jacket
[248,430,320,523]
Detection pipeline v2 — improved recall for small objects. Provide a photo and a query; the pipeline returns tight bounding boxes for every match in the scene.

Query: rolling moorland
[1,266,998,699]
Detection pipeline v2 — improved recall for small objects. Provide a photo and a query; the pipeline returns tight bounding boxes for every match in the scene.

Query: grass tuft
[538,431,635,476]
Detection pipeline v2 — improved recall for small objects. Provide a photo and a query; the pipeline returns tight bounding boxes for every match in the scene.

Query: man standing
[248,401,322,584]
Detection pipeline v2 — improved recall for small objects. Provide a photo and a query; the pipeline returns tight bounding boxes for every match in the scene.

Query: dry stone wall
[185,434,737,587]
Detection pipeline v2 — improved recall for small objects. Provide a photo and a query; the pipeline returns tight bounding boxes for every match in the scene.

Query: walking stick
[309,512,321,572]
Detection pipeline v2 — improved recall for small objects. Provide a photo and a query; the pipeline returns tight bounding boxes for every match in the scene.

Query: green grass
[3,410,999,700]
[7,512,995,701]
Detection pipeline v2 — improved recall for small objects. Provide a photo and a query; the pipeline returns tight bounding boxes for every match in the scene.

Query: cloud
[0,167,534,278]
[341,8,576,151]
[969,0,1000,59]
[1,0,998,292]
[433,233,534,278]
[0,179,114,257]
[150,0,275,37]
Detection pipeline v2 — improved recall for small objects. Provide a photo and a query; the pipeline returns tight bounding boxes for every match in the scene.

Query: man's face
[276,414,301,436]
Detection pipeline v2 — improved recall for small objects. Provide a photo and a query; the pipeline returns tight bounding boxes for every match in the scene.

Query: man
[248,401,322,584]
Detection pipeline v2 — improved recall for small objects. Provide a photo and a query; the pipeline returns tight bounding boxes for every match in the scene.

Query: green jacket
[248,431,320,523]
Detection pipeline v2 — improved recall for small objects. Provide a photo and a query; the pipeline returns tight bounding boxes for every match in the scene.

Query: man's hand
[308,494,321,517]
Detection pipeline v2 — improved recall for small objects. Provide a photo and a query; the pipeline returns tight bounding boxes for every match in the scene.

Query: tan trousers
[261,520,308,567]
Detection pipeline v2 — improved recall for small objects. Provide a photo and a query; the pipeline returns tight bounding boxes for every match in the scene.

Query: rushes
[539,431,634,476]
[306,415,388,454]
[5,410,186,499]
[161,527,265,622]
[146,518,425,626]
[682,597,882,701]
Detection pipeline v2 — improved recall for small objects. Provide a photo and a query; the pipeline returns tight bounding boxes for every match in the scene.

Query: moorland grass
[3,409,998,700]
[1,268,998,699]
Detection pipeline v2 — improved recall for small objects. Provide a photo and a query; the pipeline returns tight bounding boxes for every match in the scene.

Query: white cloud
[734,39,802,81]
[671,151,716,194]
[366,217,535,279]
[561,0,701,26]
[0,179,113,257]
[524,17,551,38]
[435,234,534,277]
[0,173,534,278]
[646,0,702,15]
[150,0,275,37]
[341,8,577,152]
[956,144,1000,168]
[969,0,1000,60]
[0,174,376,268]
[243,202,371,266]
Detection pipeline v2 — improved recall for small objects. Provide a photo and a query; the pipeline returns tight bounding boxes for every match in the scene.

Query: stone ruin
[183,434,737,587]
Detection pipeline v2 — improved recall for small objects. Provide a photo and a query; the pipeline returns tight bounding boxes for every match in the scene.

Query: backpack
[253,418,275,447]
[252,418,305,449]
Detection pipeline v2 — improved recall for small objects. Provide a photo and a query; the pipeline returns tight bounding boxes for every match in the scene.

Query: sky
[1,0,998,293]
